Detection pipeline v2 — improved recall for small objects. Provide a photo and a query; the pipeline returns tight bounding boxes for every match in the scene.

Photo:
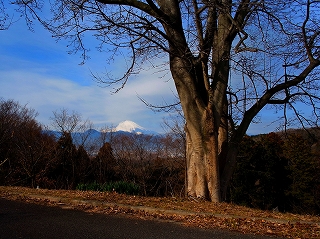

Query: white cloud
[0,65,176,132]
[0,7,180,132]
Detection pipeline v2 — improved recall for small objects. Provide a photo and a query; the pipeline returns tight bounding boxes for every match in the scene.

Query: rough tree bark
[157,0,239,201]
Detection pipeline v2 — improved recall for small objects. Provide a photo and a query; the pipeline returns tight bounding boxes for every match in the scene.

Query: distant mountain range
[45,120,160,144]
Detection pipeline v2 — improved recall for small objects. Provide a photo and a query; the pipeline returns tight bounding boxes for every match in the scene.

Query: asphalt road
[0,198,283,239]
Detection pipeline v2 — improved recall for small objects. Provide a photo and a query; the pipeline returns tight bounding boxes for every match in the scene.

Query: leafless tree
[111,132,184,196]
[11,0,320,202]
[111,133,156,194]
[50,108,82,134]
[0,1,10,30]
[162,104,185,140]
[0,99,56,187]
[162,105,187,195]
[50,108,94,148]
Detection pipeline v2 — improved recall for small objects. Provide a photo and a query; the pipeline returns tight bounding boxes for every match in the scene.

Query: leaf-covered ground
[1,186,319,238]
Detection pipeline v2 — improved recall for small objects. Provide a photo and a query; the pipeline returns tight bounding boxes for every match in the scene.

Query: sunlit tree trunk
[169,53,225,201]
[184,112,221,201]
[163,0,234,202]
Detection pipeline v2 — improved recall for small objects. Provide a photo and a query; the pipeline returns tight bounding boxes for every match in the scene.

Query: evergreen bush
[76,181,140,195]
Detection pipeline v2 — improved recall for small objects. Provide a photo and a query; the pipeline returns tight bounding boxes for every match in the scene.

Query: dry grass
[1,186,319,238]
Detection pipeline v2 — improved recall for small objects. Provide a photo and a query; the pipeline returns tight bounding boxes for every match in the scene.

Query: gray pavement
[0,198,284,239]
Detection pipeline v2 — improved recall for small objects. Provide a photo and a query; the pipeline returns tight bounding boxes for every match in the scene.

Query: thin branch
[92,41,136,93]
[301,0,314,62]
[137,94,181,113]
[268,92,314,104]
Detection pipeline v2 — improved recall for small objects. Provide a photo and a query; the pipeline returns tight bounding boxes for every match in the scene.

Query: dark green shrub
[76,181,101,191]
[76,181,140,195]
[104,181,140,195]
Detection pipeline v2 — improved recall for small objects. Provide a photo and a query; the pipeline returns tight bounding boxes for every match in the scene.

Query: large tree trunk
[158,0,234,202]
[185,109,221,202]
[169,55,222,202]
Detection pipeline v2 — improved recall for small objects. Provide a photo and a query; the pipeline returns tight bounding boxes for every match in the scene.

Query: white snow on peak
[115,120,145,133]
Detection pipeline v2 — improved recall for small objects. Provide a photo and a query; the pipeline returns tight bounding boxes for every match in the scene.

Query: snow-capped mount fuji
[115,120,145,134]
[114,120,158,135]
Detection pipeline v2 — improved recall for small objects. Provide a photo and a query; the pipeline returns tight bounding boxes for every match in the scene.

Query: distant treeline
[0,99,185,197]
[0,99,319,214]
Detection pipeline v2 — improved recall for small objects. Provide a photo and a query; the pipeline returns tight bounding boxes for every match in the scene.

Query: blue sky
[0,12,181,133]
[0,6,281,134]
